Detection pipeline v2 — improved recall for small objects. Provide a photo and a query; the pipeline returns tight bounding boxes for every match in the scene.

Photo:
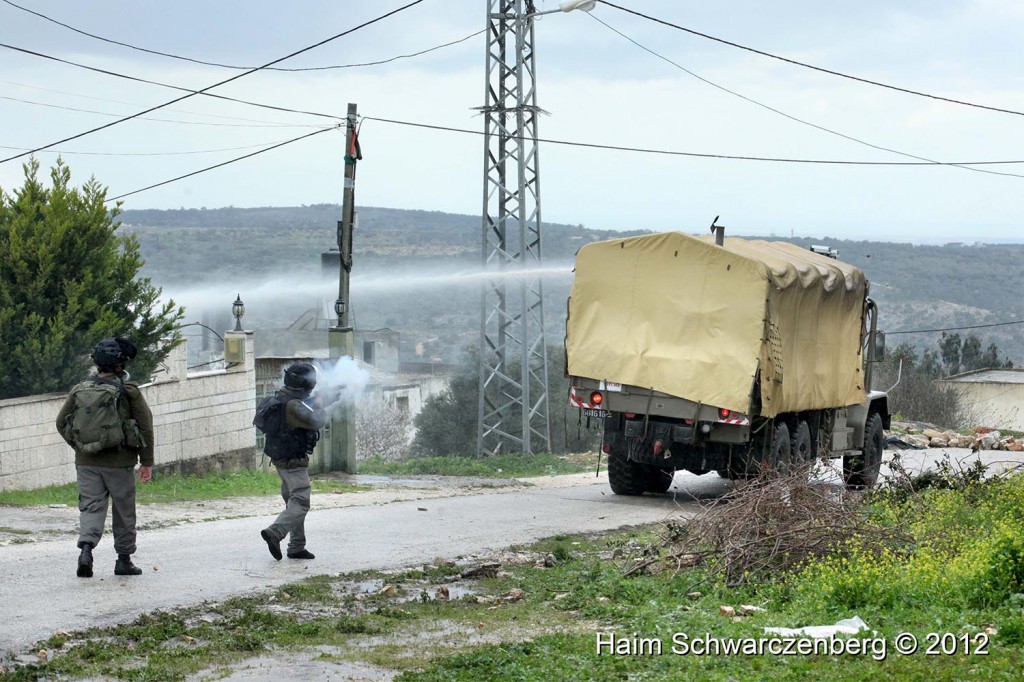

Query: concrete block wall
[0,332,257,492]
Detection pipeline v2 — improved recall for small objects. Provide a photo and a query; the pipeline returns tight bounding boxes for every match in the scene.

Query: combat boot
[77,543,94,578]
[114,554,142,576]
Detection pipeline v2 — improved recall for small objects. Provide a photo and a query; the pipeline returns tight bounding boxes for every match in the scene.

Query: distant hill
[121,205,1024,366]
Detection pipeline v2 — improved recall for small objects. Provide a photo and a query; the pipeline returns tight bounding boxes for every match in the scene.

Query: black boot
[114,554,142,576]
[77,543,94,578]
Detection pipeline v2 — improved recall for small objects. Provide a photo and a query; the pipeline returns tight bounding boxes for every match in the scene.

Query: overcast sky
[1,0,1022,243]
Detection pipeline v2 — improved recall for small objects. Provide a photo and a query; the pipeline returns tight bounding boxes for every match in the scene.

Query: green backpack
[66,380,144,455]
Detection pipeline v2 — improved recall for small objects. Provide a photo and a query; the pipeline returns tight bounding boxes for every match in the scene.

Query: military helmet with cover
[283,362,317,392]
[91,337,138,367]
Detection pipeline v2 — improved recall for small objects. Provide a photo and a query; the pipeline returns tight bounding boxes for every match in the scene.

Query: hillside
[121,205,1024,366]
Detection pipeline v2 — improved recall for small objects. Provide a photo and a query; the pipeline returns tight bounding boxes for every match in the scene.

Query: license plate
[581,407,610,418]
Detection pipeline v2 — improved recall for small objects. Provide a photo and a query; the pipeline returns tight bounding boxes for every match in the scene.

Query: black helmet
[91,337,138,367]
[284,362,317,392]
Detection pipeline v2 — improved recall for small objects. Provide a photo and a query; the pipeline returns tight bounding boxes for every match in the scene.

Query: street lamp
[232,294,245,332]
[334,298,346,327]
[529,0,596,17]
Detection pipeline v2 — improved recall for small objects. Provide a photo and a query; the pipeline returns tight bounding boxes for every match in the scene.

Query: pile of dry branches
[628,465,911,586]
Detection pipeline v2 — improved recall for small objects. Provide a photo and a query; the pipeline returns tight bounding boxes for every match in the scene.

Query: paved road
[0,472,728,653]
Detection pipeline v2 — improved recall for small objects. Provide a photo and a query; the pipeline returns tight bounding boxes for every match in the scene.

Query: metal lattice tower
[477,0,551,456]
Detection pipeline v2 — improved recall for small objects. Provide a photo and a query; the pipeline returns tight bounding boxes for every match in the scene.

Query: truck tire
[608,438,646,495]
[791,420,813,466]
[844,413,884,490]
[645,466,675,494]
[770,422,792,475]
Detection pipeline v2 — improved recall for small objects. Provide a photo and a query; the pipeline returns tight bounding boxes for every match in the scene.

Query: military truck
[566,230,889,494]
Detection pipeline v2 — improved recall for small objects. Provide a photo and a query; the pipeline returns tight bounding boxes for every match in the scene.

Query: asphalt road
[0,471,727,653]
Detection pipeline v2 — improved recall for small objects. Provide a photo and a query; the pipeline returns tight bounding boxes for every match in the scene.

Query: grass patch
[0,526,33,535]
[0,471,366,507]
[358,452,593,479]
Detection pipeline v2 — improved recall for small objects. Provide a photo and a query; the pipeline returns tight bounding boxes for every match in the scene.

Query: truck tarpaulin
[565,232,868,418]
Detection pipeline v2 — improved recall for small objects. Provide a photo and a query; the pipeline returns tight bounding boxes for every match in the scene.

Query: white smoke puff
[314,356,370,408]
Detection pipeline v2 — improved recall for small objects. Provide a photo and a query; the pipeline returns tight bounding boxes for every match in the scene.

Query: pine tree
[0,158,183,399]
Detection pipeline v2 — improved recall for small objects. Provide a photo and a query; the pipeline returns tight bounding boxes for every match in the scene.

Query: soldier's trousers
[266,466,311,553]
[77,465,137,555]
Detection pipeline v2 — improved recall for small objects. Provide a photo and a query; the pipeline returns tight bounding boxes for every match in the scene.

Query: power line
[0,43,341,122]
[361,115,1024,167]
[0,0,425,164]
[597,0,1024,119]
[586,13,1024,180]
[0,137,327,157]
[888,320,1024,335]
[0,78,335,126]
[106,125,341,202]
[1,95,333,128]
[1,0,481,72]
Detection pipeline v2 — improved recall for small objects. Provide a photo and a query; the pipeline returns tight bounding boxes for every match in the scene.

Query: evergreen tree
[939,332,962,376]
[0,159,183,399]
[960,334,983,372]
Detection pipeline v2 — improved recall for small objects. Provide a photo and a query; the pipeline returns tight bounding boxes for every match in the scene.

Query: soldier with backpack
[252,362,325,561]
[56,337,154,578]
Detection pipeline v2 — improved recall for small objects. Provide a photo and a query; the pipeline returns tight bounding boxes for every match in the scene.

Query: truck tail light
[719,408,730,419]
[590,391,604,406]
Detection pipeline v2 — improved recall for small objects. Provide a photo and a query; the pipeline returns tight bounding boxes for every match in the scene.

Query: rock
[436,586,450,601]
[501,588,526,603]
[1008,441,1024,452]
[543,553,557,567]
[905,435,930,448]
[686,591,702,601]
[460,562,501,579]
[922,429,944,440]
[979,432,1001,449]
[948,434,976,448]
[929,436,949,447]
[720,605,736,617]
[378,584,397,596]
[738,605,766,615]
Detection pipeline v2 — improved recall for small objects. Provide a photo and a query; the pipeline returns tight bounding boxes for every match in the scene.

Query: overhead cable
[0,0,425,164]
[586,14,1024,180]
[1,0,481,72]
[360,116,1024,167]
[598,0,1024,118]
[1,95,332,128]
[0,43,341,122]
[106,125,341,202]
[888,320,1024,335]
[0,137,331,157]
[1,77,335,126]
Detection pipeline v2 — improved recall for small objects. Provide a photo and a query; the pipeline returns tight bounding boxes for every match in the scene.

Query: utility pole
[477,0,551,456]
[327,102,358,473]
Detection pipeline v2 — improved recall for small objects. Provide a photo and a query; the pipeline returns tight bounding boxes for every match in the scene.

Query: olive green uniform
[56,378,154,554]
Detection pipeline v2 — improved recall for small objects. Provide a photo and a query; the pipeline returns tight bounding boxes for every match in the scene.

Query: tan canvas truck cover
[566,232,868,418]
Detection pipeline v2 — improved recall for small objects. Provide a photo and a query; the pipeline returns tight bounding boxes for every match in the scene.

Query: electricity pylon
[477,0,551,456]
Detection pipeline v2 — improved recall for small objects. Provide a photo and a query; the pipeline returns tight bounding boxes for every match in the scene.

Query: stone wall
[0,332,256,491]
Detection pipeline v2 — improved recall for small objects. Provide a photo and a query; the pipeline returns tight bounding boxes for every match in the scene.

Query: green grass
[358,452,594,478]
[0,470,366,507]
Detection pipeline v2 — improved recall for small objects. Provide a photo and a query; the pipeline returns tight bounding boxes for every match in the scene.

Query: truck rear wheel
[608,437,646,495]
[791,420,813,467]
[844,413,884,490]
[645,466,675,494]
[770,422,792,475]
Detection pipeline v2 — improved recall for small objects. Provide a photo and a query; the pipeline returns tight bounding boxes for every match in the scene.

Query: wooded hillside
[121,205,1024,366]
